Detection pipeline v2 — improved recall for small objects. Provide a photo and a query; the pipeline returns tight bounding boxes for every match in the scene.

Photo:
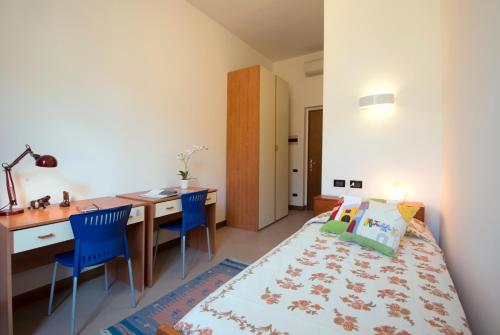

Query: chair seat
[54,251,76,267]
[55,251,118,268]
[159,218,183,232]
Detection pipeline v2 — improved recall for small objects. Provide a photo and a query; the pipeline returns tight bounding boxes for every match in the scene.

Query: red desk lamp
[0,144,58,216]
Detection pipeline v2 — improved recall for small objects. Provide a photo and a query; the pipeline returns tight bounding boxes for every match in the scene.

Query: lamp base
[0,207,25,216]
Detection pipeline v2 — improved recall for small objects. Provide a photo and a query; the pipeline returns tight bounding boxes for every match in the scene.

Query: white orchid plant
[177,145,208,180]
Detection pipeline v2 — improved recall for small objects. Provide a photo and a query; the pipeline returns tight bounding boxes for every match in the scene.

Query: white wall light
[359,93,395,109]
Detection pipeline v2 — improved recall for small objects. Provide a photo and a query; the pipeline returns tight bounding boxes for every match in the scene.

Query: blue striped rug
[102,258,248,335]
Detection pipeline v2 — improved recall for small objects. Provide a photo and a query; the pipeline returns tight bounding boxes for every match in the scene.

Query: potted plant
[177,145,208,189]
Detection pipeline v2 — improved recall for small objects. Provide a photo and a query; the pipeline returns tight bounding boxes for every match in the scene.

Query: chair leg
[181,234,186,280]
[153,229,160,267]
[127,259,136,308]
[70,276,78,335]
[104,263,109,292]
[48,262,58,316]
[205,225,212,262]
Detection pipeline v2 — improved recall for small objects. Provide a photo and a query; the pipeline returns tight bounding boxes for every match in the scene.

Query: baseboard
[289,205,307,210]
[216,220,227,229]
[13,220,227,309]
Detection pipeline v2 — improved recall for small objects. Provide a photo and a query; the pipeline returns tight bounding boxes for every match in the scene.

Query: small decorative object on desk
[177,145,208,189]
[29,195,51,210]
[77,203,100,213]
[59,191,71,207]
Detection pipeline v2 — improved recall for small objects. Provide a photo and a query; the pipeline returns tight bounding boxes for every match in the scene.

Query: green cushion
[339,231,397,257]
[320,220,349,234]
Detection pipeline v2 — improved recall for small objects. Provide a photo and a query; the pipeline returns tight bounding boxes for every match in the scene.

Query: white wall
[273,51,323,207]
[323,0,442,239]
[0,0,271,295]
[441,1,500,333]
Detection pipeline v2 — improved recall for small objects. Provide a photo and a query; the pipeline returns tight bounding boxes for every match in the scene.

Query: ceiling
[186,0,324,62]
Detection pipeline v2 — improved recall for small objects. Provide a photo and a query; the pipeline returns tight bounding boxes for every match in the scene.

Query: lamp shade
[35,155,58,168]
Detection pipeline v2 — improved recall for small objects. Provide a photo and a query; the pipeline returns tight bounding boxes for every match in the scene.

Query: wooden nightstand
[313,195,340,216]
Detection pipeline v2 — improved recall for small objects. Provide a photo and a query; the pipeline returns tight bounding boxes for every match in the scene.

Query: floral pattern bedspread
[176,218,470,335]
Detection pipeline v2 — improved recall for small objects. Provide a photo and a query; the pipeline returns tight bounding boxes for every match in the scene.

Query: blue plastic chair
[154,190,211,279]
[47,205,136,335]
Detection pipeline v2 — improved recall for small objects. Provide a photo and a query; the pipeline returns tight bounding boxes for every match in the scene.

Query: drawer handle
[206,198,212,201]
[38,233,55,239]
[129,215,134,218]
[166,206,175,210]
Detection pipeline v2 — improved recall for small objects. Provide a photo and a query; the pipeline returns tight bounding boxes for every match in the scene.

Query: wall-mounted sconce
[359,93,395,109]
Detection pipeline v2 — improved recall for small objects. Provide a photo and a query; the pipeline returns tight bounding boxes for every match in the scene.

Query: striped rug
[103,258,248,335]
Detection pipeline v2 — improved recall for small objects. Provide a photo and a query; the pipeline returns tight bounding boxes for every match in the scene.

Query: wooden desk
[0,197,146,335]
[117,187,217,287]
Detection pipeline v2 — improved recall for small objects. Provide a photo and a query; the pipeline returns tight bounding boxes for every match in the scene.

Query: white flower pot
[179,179,189,189]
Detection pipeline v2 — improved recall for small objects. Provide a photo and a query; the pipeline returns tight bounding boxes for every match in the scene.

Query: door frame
[303,105,323,207]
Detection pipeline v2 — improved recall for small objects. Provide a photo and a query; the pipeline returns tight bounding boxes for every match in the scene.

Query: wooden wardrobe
[227,65,289,231]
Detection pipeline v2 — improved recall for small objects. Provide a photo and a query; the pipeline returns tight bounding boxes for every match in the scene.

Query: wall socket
[333,179,346,187]
[350,180,363,189]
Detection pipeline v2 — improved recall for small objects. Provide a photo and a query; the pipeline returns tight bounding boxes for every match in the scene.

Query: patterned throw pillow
[327,197,344,220]
[311,210,333,223]
[333,195,363,223]
[406,218,436,243]
[320,220,349,234]
[339,200,409,257]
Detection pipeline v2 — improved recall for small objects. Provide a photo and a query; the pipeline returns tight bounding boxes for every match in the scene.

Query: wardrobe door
[258,66,276,229]
[275,76,289,220]
[227,65,260,231]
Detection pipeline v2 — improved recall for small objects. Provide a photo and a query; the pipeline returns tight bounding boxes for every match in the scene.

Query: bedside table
[313,195,340,216]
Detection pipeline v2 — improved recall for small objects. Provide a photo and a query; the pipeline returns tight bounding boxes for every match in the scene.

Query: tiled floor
[14,210,313,335]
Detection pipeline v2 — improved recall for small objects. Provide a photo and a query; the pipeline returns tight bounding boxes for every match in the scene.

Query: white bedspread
[175,218,470,335]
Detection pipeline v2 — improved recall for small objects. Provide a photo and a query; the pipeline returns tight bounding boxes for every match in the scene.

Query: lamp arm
[5,169,17,206]
[1,145,37,171]
[1,145,38,208]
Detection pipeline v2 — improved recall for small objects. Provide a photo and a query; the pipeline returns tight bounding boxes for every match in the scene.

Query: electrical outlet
[350,180,363,189]
[333,179,346,187]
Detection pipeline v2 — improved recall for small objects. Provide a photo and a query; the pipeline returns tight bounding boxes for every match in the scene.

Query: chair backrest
[69,205,132,276]
[181,190,208,234]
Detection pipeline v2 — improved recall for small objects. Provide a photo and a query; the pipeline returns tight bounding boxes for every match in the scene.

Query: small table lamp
[0,144,58,216]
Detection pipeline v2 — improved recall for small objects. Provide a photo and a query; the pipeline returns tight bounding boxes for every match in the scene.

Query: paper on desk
[139,189,168,199]
[139,188,179,199]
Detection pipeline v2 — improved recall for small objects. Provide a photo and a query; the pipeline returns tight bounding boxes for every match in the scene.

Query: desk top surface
[0,197,147,231]
[117,187,217,204]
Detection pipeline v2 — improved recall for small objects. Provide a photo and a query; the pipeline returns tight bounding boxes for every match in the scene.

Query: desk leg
[0,226,13,335]
[145,205,155,288]
[187,203,216,253]
[108,220,145,298]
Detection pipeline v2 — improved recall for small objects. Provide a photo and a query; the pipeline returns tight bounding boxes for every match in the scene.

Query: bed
[158,213,470,335]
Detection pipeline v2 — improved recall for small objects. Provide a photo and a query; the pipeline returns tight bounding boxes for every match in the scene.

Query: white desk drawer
[128,206,145,225]
[13,221,74,254]
[155,199,182,218]
[154,193,216,218]
[206,192,217,205]
[13,207,144,254]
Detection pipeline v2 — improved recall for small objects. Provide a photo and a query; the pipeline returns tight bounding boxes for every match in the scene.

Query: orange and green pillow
[340,200,410,257]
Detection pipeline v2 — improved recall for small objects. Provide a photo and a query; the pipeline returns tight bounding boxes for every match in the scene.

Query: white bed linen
[175,217,470,335]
